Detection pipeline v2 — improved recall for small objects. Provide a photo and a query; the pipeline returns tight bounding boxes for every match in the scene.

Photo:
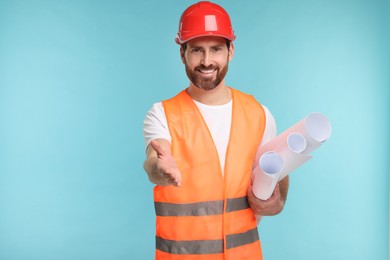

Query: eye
[212,46,222,52]
[191,48,202,54]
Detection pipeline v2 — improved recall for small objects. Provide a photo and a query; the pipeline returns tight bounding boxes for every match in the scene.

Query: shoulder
[149,102,164,114]
[143,102,171,148]
[144,102,165,122]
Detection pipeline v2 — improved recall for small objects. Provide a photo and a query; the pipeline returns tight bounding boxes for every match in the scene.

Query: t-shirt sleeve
[143,102,172,150]
[252,105,277,170]
[260,105,277,146]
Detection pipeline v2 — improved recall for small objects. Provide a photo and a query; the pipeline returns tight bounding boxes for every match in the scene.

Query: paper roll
[252,152,283,200]
[252,112,331,200]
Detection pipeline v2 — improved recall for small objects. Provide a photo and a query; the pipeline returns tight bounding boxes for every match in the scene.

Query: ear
[228,43,234,62]
[180,47,186,64]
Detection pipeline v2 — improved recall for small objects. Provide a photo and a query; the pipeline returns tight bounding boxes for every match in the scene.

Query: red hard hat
[175,1,236,44]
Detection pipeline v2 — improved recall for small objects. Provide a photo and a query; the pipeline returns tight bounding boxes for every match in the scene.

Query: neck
[186,81,232,105]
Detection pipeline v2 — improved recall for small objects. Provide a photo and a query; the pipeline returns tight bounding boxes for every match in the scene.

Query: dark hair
[181,38,231,52]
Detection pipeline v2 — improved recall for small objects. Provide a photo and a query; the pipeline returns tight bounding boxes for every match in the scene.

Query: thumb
[150,140,165,156]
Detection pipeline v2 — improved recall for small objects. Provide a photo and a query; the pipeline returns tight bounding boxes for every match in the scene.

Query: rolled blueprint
[252,112,331,200]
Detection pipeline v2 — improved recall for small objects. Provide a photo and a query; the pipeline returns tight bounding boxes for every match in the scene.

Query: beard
[184,60,229,91]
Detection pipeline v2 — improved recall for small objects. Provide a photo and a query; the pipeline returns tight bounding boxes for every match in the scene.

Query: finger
[172,178,181,187]
[150,140,165,156]
[161,173,178,187]
[162,172,175,180]
[167,178,180,187]
[174,169,182,187]
[161,169,181,187]
[163,172,181,187]
[175,174,182,187]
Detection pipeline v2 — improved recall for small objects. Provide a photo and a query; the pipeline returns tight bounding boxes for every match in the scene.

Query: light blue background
[0,0,389,259]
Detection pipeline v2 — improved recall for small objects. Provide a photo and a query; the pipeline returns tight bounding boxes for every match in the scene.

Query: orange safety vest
[155,88,266,259]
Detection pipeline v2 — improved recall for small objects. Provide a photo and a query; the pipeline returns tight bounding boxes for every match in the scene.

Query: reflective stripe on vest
[156,228,259,254]
[155,196,249,216]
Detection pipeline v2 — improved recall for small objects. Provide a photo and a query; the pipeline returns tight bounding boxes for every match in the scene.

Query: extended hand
[150,140,182,187]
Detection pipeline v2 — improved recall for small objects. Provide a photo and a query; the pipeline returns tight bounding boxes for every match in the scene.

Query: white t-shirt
[143,99,277,173]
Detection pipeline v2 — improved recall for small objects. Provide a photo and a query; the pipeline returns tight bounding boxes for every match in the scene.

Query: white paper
[252,112,331,200]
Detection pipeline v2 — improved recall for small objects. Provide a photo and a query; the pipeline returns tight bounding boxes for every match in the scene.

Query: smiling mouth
[196,68,217,75]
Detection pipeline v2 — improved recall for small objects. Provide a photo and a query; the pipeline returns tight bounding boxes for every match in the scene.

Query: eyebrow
[189,44,225,49]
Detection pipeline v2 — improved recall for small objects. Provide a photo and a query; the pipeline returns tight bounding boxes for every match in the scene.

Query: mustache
[195,65,218,71]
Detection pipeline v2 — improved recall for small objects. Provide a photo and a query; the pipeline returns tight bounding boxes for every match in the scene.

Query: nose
[201,51,212,67]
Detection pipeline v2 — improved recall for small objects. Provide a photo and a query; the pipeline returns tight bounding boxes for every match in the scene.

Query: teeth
[200,69,215,73]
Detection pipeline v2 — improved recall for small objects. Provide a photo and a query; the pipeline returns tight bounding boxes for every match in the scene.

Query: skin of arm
[143,138,182,187]
[247,176,289,216]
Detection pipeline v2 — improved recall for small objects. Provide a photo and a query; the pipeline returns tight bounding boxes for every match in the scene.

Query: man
[143,2,289,259]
